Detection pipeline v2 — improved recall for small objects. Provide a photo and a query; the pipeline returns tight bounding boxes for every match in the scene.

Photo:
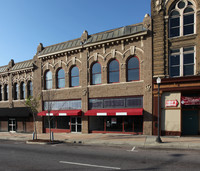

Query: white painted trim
[46,113,53,116]
[97,113,107,116]
[116,112,127,116]
[59,113,67,116]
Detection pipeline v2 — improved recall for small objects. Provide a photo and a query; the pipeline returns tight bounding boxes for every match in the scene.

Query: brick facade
[0,14,153,135]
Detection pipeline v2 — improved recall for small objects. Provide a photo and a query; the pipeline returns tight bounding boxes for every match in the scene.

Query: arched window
[70,66,79,87]
[169,0,195,38]
[45,71,52,90]
[57,69,65,88]
[127,57,139,81]
[108,60,119,83]
[4,84,8,101]
[14,83,19,100]
[92,63,101,85]
[20,82,26,99]
[28,81,33,97]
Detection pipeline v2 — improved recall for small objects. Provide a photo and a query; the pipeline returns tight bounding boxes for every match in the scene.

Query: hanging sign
[165,100,179,107]
[181,96,200,105]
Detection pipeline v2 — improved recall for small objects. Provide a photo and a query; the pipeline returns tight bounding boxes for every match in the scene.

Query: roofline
[38,30,148,58]
[40,22,144,50]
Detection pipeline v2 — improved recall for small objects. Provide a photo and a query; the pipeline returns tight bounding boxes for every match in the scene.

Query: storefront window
[106,117,123,132]
[89,96,143,109]
[44,100,81,110]
[134,116,143,132]
[124,117,134,132]
[44,117,56,129]
[104,98,125,108]
[57,117,70,129]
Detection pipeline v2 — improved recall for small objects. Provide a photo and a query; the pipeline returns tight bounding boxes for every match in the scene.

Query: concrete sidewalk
[0,132,200,150]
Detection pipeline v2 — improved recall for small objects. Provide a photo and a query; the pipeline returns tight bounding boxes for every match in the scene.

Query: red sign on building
[181,96,200,105]
[165,100,179,107]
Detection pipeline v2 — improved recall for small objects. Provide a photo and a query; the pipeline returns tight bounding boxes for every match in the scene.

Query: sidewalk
[0,132,200,150]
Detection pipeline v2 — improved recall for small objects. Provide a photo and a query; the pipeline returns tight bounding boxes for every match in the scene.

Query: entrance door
[8,118,16,132]
[182,110,199,135]
[71,117,82,133]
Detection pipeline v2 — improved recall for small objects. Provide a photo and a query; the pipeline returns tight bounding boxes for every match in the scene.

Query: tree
[24,95,40,140]
[43,90,64,141]
[44,91,54,142]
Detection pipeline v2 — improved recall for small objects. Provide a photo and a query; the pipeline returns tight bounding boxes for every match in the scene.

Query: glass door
[71,117,82,133]
[8,118,16,132]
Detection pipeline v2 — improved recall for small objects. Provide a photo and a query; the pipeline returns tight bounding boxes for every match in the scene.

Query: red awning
[85,108,143,116]
[37,110,82,116]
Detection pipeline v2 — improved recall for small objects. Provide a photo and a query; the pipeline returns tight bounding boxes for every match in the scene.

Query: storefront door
[8,118,16,132]
[71,117,82,133]
[182,110,199,135]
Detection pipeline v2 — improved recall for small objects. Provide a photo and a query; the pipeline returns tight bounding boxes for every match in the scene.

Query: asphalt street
[0,140,200,171]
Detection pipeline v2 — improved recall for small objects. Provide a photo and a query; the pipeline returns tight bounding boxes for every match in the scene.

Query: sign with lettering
[181,97,200,105]
[165,100,179,107]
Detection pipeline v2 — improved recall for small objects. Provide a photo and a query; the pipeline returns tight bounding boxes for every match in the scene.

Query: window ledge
[42,86,82,92]
[0,101,9,103]
[168,34,197,43]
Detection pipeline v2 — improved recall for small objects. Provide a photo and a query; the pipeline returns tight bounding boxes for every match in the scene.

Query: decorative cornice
[38,31,148,60]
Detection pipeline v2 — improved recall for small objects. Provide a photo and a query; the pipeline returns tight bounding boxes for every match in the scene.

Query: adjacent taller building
[152,0,200,136]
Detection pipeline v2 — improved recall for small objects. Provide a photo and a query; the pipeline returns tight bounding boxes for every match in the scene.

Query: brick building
[0,14,153,135]
[0,59,35,132]
[152,0,200,136]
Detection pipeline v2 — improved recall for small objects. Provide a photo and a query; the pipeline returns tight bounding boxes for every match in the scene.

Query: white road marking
[59,161,121,170]
[127,146,138,152]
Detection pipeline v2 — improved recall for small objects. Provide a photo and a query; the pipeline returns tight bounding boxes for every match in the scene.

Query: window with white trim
[169,0,195,38]
[169,46,195,77]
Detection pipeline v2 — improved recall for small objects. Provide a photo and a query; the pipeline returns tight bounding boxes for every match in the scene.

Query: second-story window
[108,60,119,83]
[169,46,195,77]
[169,0,195,38]
[127,57,139,81]
[20,82,26,99]
[92,63,101,85]
[57,68,65,88]
[4,84,8,101]
[28,81,33,97]
[45,71,52,90]
[14,83,19,100]
[70,66,79,87]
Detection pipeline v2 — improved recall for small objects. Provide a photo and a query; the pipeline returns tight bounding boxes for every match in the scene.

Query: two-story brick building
[0,14,153,135]
[0,59,35,132]
[152,0,200,136]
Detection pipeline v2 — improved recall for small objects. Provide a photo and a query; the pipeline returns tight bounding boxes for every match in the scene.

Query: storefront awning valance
[38,110,82,116]
[85,108,143,116]
[0,107,31,117]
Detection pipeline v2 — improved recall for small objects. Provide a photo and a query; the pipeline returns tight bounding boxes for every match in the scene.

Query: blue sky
[0,0,151,66]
